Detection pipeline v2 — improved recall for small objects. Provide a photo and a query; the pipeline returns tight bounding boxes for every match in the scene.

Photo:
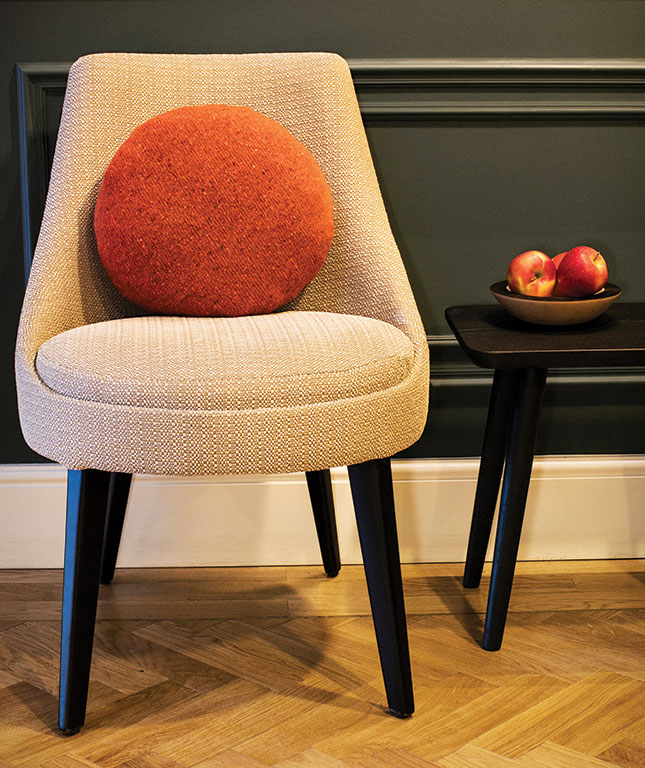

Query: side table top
[445,302,645,369]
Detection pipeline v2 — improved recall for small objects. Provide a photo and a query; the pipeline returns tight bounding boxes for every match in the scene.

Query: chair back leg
[100,472,133,584]
[305,469,341,577]
[348,457,414,718]
[59,469,111,734]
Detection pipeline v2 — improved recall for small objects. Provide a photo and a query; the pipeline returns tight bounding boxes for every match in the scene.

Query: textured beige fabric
[15,52,429,475]
[36,312,413,410]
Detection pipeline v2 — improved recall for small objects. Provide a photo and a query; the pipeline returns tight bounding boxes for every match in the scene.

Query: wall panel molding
[16,62,70,282]
[351,58,645,117]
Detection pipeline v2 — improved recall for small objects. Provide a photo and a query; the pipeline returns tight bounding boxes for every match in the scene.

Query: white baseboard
[1,456,644,568]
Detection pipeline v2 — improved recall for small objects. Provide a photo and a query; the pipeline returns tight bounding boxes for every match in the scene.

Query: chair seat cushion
[35,312,414,411]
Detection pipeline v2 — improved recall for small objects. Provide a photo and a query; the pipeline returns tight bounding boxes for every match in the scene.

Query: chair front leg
[100,472,133,584]
[306,469,341,577]
[348,457,414,718]
[59,469,111,734]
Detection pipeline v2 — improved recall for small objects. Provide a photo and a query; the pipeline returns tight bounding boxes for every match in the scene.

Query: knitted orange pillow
[94,105,334,316]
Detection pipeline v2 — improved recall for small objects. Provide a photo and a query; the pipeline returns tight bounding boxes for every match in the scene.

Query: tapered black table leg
[100,472,132,585]
[306,469,341,577]
[348,457,414,718]
[464,369,520,589]
[483,367,548,651]
[60,469,111,734]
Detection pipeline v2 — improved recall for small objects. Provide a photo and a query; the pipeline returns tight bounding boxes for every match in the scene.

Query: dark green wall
[3,1,645,462]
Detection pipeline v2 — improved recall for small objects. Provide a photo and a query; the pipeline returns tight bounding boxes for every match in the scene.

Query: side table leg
[483,367,548,651]
[464,369,520,589]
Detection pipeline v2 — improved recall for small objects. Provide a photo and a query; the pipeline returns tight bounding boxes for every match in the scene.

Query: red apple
[551,251,568,270]
[553,246,608,297]
[507,250,556,296]
[550,251,569,295]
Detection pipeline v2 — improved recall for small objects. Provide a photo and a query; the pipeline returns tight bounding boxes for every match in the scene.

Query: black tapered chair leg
[59,469,111,734]
[306,469,341,577]
[483,367,548,652]
[100,472,133,584]
[464,369,519,589]
[348,457,414,718]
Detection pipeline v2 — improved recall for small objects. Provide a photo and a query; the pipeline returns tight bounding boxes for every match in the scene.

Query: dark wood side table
[445,302,645,651]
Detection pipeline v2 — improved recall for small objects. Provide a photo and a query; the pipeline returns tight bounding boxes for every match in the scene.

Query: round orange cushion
[94,105,334,316]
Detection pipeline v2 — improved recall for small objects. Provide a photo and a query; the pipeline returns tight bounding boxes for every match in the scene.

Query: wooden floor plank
[73,679,265,768]
[153,687,366,766]
[112,755,187,768]
[318,674,567,763]
[234,691,376,765]
[349,747,441,767]
[39,756,105,768]
[517,741,624,767]
[1,622,167,696]
[3,681,200,768]
[437,744,521,767]
[481,614,645,684]
[473,670,644,759]
[597,738,645,768]
[271,748,361,767]
[193,751,269,768]
[135,620,343,695]
[93,622,236,694]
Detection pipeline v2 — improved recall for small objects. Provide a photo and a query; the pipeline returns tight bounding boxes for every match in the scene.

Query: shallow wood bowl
[490,281,622,325]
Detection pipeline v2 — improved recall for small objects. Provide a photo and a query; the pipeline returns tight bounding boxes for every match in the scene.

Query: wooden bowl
[490,281,622,325]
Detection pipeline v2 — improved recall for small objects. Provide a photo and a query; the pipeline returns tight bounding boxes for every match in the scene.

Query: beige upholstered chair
[15,52,429,733]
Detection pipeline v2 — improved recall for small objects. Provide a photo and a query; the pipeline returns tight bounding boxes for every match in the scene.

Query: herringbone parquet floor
[0,560,644,767]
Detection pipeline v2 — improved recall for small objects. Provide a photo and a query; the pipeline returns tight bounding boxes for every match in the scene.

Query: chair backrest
[17,53,427,378]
